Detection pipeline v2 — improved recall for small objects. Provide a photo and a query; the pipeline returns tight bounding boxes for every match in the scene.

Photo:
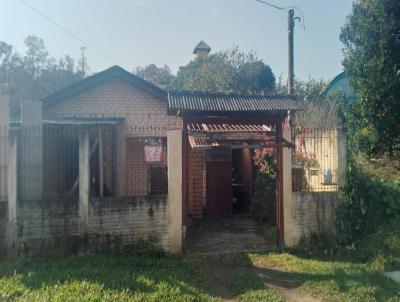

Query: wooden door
[206,160,232,218]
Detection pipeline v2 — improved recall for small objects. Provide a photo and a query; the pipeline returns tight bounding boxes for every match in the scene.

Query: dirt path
[193,253,320,302]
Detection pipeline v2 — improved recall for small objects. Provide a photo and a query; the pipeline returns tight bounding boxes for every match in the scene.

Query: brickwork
[188,147,204,219]
[126,138,148,196]
[43,78,181,197]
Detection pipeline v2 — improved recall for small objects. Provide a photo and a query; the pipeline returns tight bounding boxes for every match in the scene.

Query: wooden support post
[79,128,90,232]
[98,127,104,198]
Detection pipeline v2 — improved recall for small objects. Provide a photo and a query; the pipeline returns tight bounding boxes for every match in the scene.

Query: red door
[206,160,232,218]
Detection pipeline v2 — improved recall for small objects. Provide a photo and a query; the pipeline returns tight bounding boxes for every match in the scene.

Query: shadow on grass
[194,252,400,301]
[1,251,399,301]
[0,252,217,301]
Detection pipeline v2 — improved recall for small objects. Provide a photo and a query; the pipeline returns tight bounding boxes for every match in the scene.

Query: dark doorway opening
[231,148,254,215]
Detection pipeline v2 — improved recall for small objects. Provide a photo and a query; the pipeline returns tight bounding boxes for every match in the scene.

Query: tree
[170,47,276,94]
[276,78,344,130]
[134,64,174,88]
[340,0,400,157]
[0,36,83,117]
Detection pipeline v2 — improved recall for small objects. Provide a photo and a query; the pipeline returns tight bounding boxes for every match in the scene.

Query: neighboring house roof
[40,65,167,107]
[168,91,300,114]
[322,72,357,101]
[193,41,211,54]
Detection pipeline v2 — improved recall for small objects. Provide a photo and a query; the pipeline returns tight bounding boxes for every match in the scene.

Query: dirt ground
[187,217,319,301]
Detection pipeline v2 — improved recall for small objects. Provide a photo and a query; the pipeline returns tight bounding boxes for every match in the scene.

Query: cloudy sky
[0,0,353,81]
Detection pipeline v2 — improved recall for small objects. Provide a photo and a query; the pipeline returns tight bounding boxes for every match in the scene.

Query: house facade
[0,63,343,257]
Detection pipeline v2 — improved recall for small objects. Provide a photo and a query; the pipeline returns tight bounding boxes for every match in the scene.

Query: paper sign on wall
[144,139,163,162]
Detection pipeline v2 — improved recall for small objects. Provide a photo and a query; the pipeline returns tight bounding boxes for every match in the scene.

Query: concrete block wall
[287,192,338,245]
[9,196,170,257]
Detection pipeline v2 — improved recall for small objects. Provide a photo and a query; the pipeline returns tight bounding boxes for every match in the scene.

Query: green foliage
[255,253,400,302]
[336,159,400,244]
[134,64,174,87]
[0,36,83,117]
[340,0,400,157]
[253,148,276,223]
[229,273,285,302]
[0,253,215,302]
[289,79,346,130]
[170,47,275,94]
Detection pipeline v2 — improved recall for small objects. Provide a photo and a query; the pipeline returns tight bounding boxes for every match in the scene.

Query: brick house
[7,56,348,257]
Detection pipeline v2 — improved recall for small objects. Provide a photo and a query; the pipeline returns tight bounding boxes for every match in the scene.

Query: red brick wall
[44,78,181,197]
[188,147,204,219]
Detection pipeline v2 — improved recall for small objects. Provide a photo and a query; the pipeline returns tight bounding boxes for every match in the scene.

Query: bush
[336,160,400,244]
[253,149,276,223]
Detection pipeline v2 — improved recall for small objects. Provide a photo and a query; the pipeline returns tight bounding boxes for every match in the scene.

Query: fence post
[20,101,43,201]
[166,129,183,254]
[0,96,9,201]
[79,128,90,233]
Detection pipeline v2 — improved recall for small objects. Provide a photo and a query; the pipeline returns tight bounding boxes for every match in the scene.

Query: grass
[0,253,216,302]
[0,251,399,301]
[250,253,400,302]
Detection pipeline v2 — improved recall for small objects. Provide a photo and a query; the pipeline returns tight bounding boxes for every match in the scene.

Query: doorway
[232,148,253,215]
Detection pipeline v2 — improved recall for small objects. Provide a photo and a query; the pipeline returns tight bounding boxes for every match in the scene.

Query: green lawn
[0,251,399,302]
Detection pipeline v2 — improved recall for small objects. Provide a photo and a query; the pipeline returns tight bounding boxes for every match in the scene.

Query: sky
[0,0,353,81]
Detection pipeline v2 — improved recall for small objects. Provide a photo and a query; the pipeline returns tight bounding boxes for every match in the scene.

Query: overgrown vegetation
[253,148,276,224]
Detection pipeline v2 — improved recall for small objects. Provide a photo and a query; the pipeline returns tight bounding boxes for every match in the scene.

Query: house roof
[40,65,167,107]
[322,72,357,101]
[193,41,211,54]
[168,91,300,114]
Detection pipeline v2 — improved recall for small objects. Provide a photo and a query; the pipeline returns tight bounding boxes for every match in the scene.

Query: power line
[255,0,305,29]
[19,0,118,64]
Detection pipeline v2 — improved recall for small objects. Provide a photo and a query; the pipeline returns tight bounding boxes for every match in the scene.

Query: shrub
[336,159,400,244]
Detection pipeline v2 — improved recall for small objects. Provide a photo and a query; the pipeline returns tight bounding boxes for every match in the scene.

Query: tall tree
[134,64,174,88]
[341,0,400,157]
[0,36,83,117]
[170,47,276,94]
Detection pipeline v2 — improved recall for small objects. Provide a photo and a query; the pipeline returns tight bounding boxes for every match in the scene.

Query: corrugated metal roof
[42,117,124,126]
[168,92,301,113]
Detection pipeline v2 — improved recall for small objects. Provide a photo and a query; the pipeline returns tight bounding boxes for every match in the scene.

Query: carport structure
[167,91,300,248]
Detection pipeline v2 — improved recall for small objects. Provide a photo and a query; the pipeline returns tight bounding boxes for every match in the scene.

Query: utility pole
[79,47,87,77]
[288,9,295,96]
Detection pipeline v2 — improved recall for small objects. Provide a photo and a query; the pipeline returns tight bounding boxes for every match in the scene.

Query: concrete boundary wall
[3,196,170,258]
[287,192,339,245]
